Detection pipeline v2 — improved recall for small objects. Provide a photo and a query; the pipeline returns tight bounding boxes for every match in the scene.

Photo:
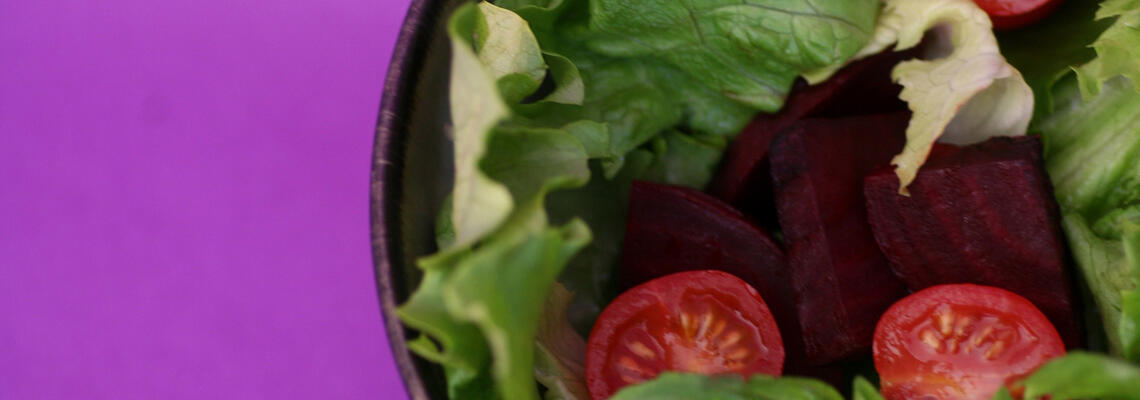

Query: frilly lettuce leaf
[442,213,591,400]
[403,0,886,397]
[586,0,878,112]
[1025,0,1140,361]
[998,0,1114,119]
[399,3,595,400]
[1040,76,1140,219]
[513,0,879,175]
[475,1,547,103]
[481,125,590,203]
[399,249,490,398]
[884,0,1032,193]
[448,2,529,247]
[1000,0,1140,117]
[534,283,590,400]
[1075,0,1140,99]
[641,130,725,190]
[515,51,753,177]
[1042,76,1140,359]
[815,0,1033,194]
[1013,352,1140,399]
[1060,213,1139,357]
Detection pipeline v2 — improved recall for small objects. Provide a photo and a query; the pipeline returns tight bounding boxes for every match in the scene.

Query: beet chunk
[621,181,806,362]
[864,136,1081,347]
[769,112,910,365]
[709,49,912,224]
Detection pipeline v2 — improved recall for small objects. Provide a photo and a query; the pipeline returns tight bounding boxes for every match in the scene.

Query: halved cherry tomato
[873,284,1065,400]
[585,270,784,399]
[973,0,1064,30]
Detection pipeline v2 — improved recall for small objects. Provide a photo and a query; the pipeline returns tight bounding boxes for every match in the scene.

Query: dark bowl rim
[371,0,445,398]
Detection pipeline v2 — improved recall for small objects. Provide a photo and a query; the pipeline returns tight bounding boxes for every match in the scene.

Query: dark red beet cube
[621,181,807,362]
[709,49,913,224]
[863,136,1081,347]
[769,112,910,365]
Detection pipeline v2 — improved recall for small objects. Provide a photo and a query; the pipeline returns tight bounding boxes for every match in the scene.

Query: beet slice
[620,181,807,363]
[769,112,910,365]
[863,136,1081,347]
[709,49,913,224]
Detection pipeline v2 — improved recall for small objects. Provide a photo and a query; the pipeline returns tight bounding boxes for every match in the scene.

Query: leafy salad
[395,0,1140,398]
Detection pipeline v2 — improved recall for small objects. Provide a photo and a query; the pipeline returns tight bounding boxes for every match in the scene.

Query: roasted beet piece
[769,112,910,365]
[709,49,913,224]
[620,181,807,362]
[863,136,1081,347]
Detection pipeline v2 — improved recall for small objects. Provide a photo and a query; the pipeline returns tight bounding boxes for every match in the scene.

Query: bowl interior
[372,0,463,398]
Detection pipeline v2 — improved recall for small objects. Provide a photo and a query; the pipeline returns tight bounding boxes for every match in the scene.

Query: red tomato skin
[874,284,1065,400]
[974,0,1064,29]
[585,270,784,399]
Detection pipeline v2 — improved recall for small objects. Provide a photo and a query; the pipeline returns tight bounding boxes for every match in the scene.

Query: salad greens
[586,0,878,112]
[398,0,887,397]
[1009,0,1140,363]
[403,0,889,396]
[816,0,1033,194]
[397,0,1140,397]
[851,377,884,400]
[1016,351,1140,400]
[1074,0,1140,99]
[998,0,1114,119]
[398,4,593,399]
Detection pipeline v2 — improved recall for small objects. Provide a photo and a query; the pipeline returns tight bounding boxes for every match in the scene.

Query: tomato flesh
[585,270,784,399]
[973,0,1064,29]
[874,284,1065,400]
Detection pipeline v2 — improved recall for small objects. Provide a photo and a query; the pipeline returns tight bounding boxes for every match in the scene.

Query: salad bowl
[371,0,1140,398]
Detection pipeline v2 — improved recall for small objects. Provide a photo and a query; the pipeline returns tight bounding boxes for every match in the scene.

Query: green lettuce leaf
[1029,1,1140,360]
[399,249,491,399]
[539,52,586,105]
[641,130,725,190]
[1040,76,1140,360]
[852,376,885,400]
[1121,285,1140,362]
[586,0,878,112]
[475,1,547,103]
[1075,0,1140,99]
[481,125,590,203]
[516,51,753,177]
[1039,76,1140,220]
[1060,214,1139,357]
[443,215,591,400]
[1013,352,1140,400]
[999,0,1140,118]
[402,0,888,397]
[398,4,599,399]
[610,373,844,400]
[534,283,590,400]
[447,2,527,247]
[547,152,654,333]
[998,0,1113,119]
[512,0,878,175]
[830,0,1033,194]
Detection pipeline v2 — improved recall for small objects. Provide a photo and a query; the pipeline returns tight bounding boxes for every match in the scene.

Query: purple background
[1,0,411,398]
